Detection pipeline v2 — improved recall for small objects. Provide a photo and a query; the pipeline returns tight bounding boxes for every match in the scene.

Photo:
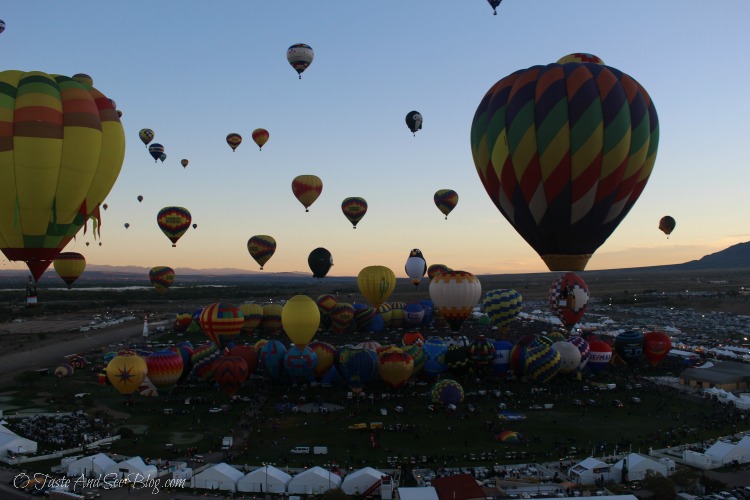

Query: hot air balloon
[587,340,612,374]
[329,302,355,334]
[422,337,448,377]
[405,110,423,136]
[213,356,249,396]
[181,159,189,168]
[430,379,464,405]
[341,197,368,228]
[259,339,287,380]
[238,303,264,334]
[226,133,242,152]
[106,355,147,395]
[157,206,191,247]
[659,216,676,237]
[0,20,5,33]
[200,302,244,349]
[124,223,130,229]
[316,294,337,315]
[614,331,645,365]
[643,331,671,366]
[427,264,450,280]
[525,344,561,383]
[309,340,336,378]
[139,128,154,146]
[292,174,323,212]
[247,235,276,270]
[53,252,86,288]
[557,53,605,65]
[287,43,314,79]
[159,152,167,163]
[261,303,284,335]
[483,289,523,331]
[549,273,589,330]
[335,346,378,393]
[567,335,590,371]
[470,54,659,271]
[434,189,458,220]
[378,348,414,388]
[228,345,259,374]
[252,128,269,150]
[429,271,482,332]
[405,249,427,288]
[487,0,502,15]
[149,266,175,294]
[282,295,320,350]
[0,71,125,282]
[308,247,333,278]
[145,350,183,393]
[192,223,197,229]
[102,203,108,210]
[357,265,396,308]
[55,364,74,378]
[174,312,193,332]
[148,143,164,162]
[284,346,318,380]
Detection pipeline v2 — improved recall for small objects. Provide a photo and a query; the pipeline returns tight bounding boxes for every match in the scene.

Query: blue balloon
[260,340,287,380]
[491,339,513,375]
[369,314,385,333]
[284,346,318,379]
[422,336,448,377]
[404,303,425,326]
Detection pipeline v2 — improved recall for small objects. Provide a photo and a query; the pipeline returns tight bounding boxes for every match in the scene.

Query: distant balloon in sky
[102,203,108,211]
[124,223,130,229]
[434,189,458,220]
[54,252,86,289]
[157,206,192,247]
[0,20,6,33]
[292,174,323,212]
[181,159,189,168]
[341,197,368,228]
[247,235,276,270]
[192,223,197,229]
[252,128,269,150]
[487,0,502,15]
[405,111,423,136]
[287,43,314,79]
[159,152,167,163]
[149,266,175,294]
[148,143,164,163]
[139,128,154,146]
[226,133,242,152]
[659,216,676,237]
[308,247,333,278]
[137,195,143,203]
[471,54,659,271]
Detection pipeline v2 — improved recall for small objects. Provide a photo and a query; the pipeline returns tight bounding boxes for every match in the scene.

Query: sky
[1,1,749,279]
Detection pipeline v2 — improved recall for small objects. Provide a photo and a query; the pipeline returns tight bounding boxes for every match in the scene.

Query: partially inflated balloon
[0,71,125,281]
[341,197,367,228]
[148,143,164,163]
[357,265,396,308]
[427,264,450,280]
[252,128,269,150]
[549,273,589,330]
[139,128,154,146]
[292,175,323,212]
[659,216,676,237]
[157,206,191,247]
[643,331,671,366]
[282,295,320,350]
[287,43,314,79]
[471,54,659,271]
[149,266,175,294]
[308,247,333,278]
[434,190,458,220]
[247,235,276,270]
[53,252,86,288]
[226,133,242,152]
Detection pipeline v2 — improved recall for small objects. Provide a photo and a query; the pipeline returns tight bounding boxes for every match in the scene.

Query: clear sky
[2,1,749,278]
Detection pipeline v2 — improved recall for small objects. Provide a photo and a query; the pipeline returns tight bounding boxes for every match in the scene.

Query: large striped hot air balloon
[0,71,125,282]
[53,252,86,288]
[483,289,523,331]
[470,54,659,271]
[145,350,183,393]
[149,266,175,294]
[213,356,249,396]
[156,206,191,247]
[292,175,322,212]
[261,304,283,335]
[200,302,244,349]
[247,235,276,270]
[238,303,264,334]
[429,271,482,332]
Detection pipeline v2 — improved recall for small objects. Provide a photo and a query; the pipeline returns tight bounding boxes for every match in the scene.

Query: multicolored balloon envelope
[284,346,318,379]
[0,71,125,282]
[139,128,154,146]
[238,303,264,334]
[309,340,336,378]
[614,331,645,365]
[434,189,458,220]
[106,355,147,395]
[157,206,192,247]
[213,356,248,396]
[259,340,287,380]
[378,348,414,388]
[329,302,355,334]
[149,266,175,294]
[483,288,523,331]
[470,54,659,271]
[53,252,86,288]
[287,43,314,79]
[429,271,482,332]
[247,235,276,270]
[587,340,612,374]
[261,304,283,334]
[145,350,183,392]
[430,379,464,405]
[496,431,524,444]
[292,174,323,212]
[148,143,164,162]
[200,302,244,348]
[341,197,368,228]
[422,337,448,377]
[335,346,378,393]
[549,273,589,330]
[226,133,242,151]
[252,128,269,150]
[228,345,259,374]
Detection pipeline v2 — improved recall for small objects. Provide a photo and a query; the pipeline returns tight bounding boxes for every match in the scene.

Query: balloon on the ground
[329,302,355,334]
[434,189,458,219]
[252,128,269,150]
[429,271,482,332]
[213,356,248,396]
[335,346,378,393]
[614,331,645,365]
[259,339,287,380]
[0,71,125,282]
[282,295,320,350]
[470,54,659,271]
[525,344,561,383]
[549,273,589,330]
[261,304,283,335]
[566,335,590,371]
[55,364,74,378]
[341,197,368,228]
[491,339,513,376]
[316,294,337,315]
[358,265,396,308]
[157,206,191,247]
[552,341,582,374]
[404,303,425,326]
[308,340,336,378]
[200,302,244,349]
[287,43,314,79]
[238,303,263,334]
[247,235,276,270]
[228,345,259,374]
[149,266,175,294]
[483,289,523,331]
[145,350,183,392]
[308,247,333,278]
[292,174,323,212]
[430,379,464,405]
[422,336,448,377]
[643,331,672,366]
[587,340,613,374]
[106,355,147,395]
[284,346,318,379]
[53,252,86,288]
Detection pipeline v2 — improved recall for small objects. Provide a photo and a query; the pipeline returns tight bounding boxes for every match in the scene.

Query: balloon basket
[541,254,591,272]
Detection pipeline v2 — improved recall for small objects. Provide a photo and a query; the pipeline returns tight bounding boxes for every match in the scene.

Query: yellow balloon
[106,355,147,395]
[281,295,320,349]
[0,71,126,281]
[239,303,264,334]
[357,265,396,308]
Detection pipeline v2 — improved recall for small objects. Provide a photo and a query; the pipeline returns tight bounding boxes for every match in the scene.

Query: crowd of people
[5,410,112,451]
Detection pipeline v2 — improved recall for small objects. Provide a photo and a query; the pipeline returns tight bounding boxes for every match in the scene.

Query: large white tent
[0,424,37,463]
[568,457,620,484]
[105,456,158,480]
[287,466,342,494]
[237,465,291,493]
[612,453,669,481]
[342,467,385,495]
[704,441,750,466]
[66,453,116,478]
[192,462,243,492]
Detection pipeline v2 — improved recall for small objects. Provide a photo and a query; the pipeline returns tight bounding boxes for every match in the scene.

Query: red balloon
[213,356,249,396]
[643,331,672,366]
[549,272,589,331]
[228,345,259,374]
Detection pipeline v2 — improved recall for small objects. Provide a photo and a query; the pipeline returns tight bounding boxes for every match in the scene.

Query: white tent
[287,466,342,494]
[238,465,291,493]
[192,462,243,492]
[613,453,668,481]
[105,456,158,480]
[66,453,116,478]
[396,486,439,500]
[736,435,750,452]
[568,457,620,484]
[342,467,385,495]
[704,441,750,466]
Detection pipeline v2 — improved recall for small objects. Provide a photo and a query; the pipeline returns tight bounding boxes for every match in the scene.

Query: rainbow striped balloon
[200,302,244,348]
[471,54,659,271]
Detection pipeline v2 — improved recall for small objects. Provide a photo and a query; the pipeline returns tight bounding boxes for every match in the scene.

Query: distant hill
[669,241,750,270]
